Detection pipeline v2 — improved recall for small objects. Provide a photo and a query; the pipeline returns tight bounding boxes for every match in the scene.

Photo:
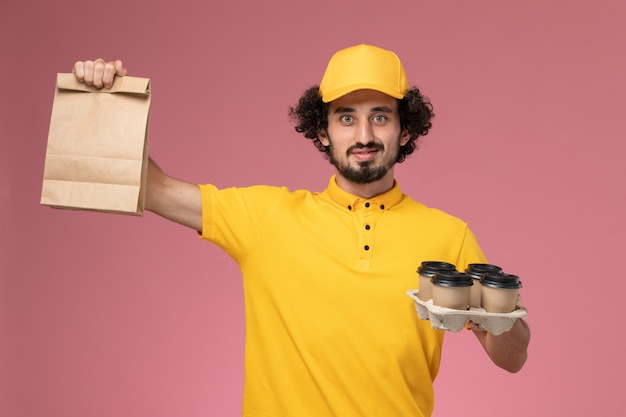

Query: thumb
[114,60,128,76]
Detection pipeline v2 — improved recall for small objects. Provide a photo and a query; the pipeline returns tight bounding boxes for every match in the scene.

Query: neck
[334,169,396,199]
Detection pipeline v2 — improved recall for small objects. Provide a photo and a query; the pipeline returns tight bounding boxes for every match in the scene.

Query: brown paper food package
[41,73,151,215]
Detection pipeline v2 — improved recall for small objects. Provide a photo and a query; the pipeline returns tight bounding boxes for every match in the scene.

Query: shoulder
[399,195,470,229]
[199,183,313,203]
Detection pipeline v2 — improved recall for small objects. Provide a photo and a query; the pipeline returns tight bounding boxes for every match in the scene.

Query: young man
[73,44,530,417]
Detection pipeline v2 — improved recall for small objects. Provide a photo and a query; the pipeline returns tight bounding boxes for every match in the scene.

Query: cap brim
[322,84,405,103]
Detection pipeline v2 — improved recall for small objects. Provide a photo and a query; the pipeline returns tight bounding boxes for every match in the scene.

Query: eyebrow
[332,106,395,114]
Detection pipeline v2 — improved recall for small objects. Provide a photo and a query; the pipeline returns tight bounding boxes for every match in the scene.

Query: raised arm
[145,158,202,231]
[73,59,203,232]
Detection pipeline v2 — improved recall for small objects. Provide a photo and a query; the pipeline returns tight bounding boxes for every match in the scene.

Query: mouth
[351,148,379,162]
[349,142,383,162]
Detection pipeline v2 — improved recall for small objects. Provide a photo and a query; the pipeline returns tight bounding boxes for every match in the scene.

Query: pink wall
[2,1,625,416]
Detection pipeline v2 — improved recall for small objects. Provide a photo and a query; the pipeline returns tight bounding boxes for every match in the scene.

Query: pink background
[2,1,625,416]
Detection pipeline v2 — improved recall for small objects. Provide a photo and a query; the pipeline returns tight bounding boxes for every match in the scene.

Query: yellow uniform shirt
[199,176,486,417]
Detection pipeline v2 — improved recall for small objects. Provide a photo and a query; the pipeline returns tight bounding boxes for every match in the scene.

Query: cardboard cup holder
[407,290,527,335]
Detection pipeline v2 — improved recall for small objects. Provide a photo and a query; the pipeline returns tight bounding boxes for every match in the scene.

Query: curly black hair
[288,86,434,163]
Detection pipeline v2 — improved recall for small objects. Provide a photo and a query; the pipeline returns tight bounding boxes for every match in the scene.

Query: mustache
[347,142,384,154]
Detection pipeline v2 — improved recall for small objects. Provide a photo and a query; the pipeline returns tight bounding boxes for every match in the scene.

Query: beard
[327,140,398,184]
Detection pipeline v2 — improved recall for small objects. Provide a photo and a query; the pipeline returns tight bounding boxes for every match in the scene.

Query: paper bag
[41,73,151,215]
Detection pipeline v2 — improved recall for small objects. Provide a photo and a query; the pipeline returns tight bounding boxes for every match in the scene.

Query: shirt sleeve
[454,225,488,271]
[198,183,287,262]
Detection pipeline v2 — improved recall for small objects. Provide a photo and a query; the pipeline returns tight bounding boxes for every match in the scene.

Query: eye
[372,114,387,123]
[340,115,354,123]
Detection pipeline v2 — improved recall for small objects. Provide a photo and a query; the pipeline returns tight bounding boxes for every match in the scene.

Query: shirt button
[364,245,370,251]
[365,225,370,230]
[365,202,370,208]
[380,204,385,210]
[347,205,352,210]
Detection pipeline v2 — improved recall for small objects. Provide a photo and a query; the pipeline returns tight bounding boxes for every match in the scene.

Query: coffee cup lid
[431,271,473,287]
[417,261,456,277]
[480,272,522,289]
[465,263,503,279]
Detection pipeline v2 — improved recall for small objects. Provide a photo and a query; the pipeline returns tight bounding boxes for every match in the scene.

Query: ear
[317,129,330,147]
[400,129,411,146]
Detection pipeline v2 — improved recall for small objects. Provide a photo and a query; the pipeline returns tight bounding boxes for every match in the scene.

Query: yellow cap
[319,44,409,103]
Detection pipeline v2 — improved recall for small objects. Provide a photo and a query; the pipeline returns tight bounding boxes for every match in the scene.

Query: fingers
[72,58,127,88]
[465,321,485,332]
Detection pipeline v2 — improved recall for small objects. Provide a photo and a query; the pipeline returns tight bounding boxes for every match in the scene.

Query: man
[73,44,530,417]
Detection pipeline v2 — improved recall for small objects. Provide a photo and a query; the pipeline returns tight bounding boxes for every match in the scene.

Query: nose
[356,120,375,144]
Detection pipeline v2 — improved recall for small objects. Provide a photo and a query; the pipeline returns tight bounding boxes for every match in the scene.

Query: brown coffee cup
[465,263,503,307]
[416,261,457,301]
[480,272,522,313]
[431,271,473,310]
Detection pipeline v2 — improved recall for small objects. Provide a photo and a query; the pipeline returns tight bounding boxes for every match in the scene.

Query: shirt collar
[325,175,404,211]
